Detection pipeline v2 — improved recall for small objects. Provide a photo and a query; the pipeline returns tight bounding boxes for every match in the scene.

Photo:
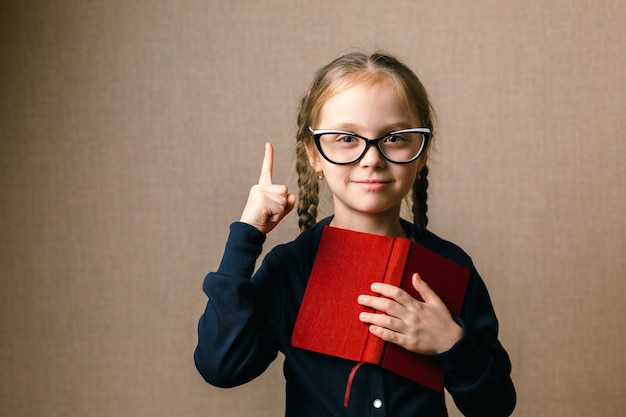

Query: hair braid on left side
[295,95,320,231]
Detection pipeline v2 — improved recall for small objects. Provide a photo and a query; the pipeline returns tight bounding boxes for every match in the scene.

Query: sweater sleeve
[432,263,517,417]
[194,222,279,388]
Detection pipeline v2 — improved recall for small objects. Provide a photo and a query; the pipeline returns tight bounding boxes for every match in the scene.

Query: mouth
[353,179,393,191]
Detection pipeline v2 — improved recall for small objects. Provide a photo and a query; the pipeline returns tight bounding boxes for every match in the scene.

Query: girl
[194,52,516,416]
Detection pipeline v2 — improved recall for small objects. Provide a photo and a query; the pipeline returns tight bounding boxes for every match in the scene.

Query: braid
[296,95,320,231]
[296,141,320,231]
[412,164,429,230]
[413,110,435,231]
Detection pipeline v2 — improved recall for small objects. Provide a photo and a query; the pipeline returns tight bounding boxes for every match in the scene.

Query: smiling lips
[353,179,392,191]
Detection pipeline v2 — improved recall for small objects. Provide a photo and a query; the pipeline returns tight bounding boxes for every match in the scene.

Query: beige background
[1,1,625,416]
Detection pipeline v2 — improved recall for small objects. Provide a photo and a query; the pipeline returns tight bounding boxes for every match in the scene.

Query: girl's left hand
[357,273,463,355]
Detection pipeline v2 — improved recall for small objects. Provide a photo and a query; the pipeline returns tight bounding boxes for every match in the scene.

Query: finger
[260,189,288,222]
[357,293,400,317]
[365,323,404,346]
[369,282,411,307]
[262,187,295,224]
[279,193,297,220]
[258,143,274,185]
[286,193,297,213]
[266,192,296,225]
[359,310,401,330]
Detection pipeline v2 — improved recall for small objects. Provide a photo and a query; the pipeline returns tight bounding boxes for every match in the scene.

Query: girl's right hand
[240,143,296,234]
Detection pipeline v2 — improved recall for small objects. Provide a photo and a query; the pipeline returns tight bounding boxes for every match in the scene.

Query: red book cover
[290,226,470,391]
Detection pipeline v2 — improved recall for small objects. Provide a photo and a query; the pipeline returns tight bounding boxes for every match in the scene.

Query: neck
[330,211,405,238]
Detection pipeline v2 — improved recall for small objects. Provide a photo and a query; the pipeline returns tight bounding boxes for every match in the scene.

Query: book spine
[361,238,412,365]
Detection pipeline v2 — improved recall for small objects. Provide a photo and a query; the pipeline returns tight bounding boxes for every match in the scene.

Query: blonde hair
[296,52,435,231]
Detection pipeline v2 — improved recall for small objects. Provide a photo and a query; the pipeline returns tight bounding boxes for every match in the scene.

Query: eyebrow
[324,122,414,133]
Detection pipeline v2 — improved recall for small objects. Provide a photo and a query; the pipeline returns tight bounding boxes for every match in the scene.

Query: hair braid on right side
[412,94,435,231]
[412,164,429,230]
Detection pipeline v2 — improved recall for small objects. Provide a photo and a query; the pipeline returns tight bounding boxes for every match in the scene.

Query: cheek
[321,164,351,185]
[395,165,420,191]
[396,161,420,178]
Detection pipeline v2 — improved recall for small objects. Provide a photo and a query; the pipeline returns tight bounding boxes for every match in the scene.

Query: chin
[354,203,400,216]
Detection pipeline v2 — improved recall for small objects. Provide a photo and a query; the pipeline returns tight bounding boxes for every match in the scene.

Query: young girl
[194,52,516,416]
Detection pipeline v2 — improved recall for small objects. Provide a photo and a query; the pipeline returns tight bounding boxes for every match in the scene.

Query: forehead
[317,80,415,130]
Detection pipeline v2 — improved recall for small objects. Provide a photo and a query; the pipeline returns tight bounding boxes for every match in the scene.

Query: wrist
[437,322,463,354]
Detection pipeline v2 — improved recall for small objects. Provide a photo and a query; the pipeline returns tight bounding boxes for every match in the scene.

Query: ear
[304,142,323,173]
[416,156,427,173]
[416,144,430,172]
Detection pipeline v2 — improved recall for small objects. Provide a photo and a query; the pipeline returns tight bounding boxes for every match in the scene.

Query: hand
[357,273,463,355]
[240,143,296,234]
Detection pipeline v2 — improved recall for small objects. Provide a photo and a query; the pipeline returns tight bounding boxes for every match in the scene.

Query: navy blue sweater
[195,218,516,416]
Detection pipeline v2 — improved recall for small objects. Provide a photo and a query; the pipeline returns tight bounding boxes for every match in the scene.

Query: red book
[291,226,470,391]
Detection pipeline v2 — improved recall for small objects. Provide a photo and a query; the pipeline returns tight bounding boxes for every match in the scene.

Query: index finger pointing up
[258,142,274,185]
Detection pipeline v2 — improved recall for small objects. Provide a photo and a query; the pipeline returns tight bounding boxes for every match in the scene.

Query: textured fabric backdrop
[1,1,625,416]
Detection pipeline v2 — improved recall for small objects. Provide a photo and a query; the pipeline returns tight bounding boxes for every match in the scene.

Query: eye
[337,134,359,144]
[384,134,408,144]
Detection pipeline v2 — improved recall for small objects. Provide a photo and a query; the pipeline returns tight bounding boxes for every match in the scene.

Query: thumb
[411,273,439,304]
[285,193,297,214]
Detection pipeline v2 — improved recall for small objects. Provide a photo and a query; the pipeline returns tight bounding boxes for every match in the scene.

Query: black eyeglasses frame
[308,126,431,165]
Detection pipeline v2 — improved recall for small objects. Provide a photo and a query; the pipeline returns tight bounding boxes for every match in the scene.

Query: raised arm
[194,143,295,387]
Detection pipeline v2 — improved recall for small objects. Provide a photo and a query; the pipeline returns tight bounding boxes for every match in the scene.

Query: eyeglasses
[308,126,431,165]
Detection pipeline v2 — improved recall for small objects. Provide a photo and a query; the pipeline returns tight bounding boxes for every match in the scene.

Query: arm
[194,143,296,387]
[358,269,516,416]
[433,267,516,417]
[194,222,277,387]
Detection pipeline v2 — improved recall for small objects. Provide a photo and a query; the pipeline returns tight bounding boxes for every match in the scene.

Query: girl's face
[308,81,424,225]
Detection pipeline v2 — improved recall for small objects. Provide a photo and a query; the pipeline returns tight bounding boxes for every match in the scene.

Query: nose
[359,143,385,168]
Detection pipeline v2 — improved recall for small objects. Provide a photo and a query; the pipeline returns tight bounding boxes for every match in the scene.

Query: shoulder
[251,218,332,298]
[403,219,473,269]
[264,217,332,265]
